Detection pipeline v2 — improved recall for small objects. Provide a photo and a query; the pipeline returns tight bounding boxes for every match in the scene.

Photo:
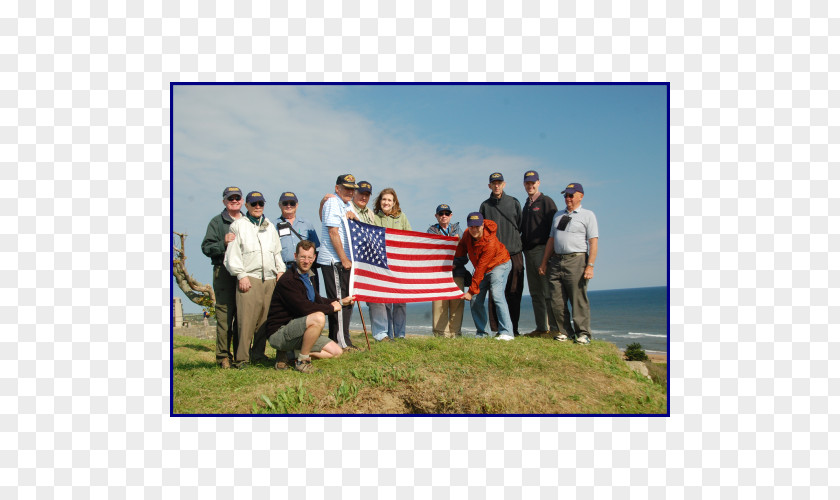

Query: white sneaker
[553,334,568,341]
[575,336,590,345]
[495,334,515,341]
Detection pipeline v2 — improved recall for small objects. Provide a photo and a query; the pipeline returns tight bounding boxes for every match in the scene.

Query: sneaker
[553,334,568,342]
[377,336,391,342]
[274,360,289,371]
[475,333,489,338]
[294,359,315,373]
[575,336,591,345]
[219,358,231,369]
[495,334,515,341]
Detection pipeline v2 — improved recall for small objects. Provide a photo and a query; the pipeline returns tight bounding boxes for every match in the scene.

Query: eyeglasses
[226,196,241,201]
[437,211,452,216]
[564,193,575,198]
[251,201,265,207]
[282,201,297,207]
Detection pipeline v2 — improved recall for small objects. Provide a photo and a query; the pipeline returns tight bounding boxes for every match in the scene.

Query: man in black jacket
[265,240,354,373]
[520,171,559,336]
[480,172,524,336]
[200,186,244,369]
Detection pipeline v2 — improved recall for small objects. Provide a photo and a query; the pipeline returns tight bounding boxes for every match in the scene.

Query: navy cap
[489,172,504,182]
[466,212,484,227]
[279,192,298,203]
[223,186,242,199]
[561,182,584,196]
[246,191,266,204]
[357,181,372,194]
[335,174,359,189]
[523,171,539,182]
[436,204,452,215]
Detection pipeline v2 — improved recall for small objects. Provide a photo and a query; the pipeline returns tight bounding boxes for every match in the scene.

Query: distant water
[349,286,668,354]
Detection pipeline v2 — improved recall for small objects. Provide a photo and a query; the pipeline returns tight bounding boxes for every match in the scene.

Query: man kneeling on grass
[265,240,356,373]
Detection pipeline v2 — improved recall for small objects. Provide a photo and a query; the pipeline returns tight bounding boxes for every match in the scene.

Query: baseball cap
[279,192,298,203]
[357,181,372,194]
[436,204,452,215]
[223,186,242,199]
[246,191,266,204]
[523,171,539,182]
[489,172,504,182]
[335,174,359,189]
[466,212,484,227]
[561,183,584,196]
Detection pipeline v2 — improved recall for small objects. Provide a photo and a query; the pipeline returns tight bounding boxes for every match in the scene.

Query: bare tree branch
[172,231,215,310]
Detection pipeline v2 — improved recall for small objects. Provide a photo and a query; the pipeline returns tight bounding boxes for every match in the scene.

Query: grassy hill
[173,332,667,415]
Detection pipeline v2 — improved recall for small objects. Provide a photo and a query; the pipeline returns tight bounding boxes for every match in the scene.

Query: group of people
[200,171,599,373]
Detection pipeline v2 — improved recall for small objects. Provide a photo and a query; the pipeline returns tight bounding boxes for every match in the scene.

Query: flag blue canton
[349,221,389,269]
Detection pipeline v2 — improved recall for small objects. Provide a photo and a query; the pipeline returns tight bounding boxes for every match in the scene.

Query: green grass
[173,332,668,414]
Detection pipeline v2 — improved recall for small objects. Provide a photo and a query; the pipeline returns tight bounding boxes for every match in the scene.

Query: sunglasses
[437,211,452,216]
[250,201,265,207]
[564,193,575,198]
[226,195,241,201]
[282,201,297,207]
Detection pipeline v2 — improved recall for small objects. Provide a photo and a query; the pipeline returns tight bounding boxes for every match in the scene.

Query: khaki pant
[547,253,591,340]
[524,245,559,332]
[213,265,238,362]
[432,276,465,337]
[234,277,276,365]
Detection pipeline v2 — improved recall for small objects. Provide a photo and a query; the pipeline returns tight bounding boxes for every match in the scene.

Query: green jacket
[373,211,411,230]
[201,209,242,266]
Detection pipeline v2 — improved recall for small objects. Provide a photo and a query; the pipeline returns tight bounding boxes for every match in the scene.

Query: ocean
[349,286,668,355]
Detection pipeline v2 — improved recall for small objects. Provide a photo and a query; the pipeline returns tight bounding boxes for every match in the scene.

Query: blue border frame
[169,82,670,417]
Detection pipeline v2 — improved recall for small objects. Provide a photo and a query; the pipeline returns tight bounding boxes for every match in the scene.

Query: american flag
[347,220,465,303]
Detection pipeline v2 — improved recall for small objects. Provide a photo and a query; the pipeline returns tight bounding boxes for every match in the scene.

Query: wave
[617,332,667,338]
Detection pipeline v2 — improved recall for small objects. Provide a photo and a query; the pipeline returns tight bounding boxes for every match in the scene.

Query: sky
[172,84,667,313]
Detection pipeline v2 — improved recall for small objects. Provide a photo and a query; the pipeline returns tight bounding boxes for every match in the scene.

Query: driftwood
[173,231,215,310]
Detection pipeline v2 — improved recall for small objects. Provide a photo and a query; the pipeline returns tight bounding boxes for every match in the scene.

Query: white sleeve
[224,223,246,280]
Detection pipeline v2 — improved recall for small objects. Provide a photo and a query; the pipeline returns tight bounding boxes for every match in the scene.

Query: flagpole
[357,301,371,351]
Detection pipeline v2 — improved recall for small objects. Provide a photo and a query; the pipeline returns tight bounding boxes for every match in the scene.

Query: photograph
[170,83,668,415]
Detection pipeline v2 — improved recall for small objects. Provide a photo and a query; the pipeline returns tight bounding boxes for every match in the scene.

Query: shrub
[624,342,649,361]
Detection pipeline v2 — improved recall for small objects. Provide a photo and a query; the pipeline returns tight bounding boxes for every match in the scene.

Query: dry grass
[173,332,668,415]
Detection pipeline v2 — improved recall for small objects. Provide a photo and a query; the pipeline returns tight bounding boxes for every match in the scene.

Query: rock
[625,361,652,380]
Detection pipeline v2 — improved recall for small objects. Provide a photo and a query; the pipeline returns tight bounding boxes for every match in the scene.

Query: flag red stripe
[386,264,452,273]
[386,240,457,251]
[386,252,454,262]
[354,269,457,285]
[384,227,459,241]
[354,283,462,295]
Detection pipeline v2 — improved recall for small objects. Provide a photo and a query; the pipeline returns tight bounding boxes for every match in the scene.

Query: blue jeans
[469,260,513,336]
[367,302,407,340]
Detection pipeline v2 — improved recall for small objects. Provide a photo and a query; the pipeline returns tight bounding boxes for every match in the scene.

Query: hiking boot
[294,359,315,374]
[526,330,550,337]
[219,358,231,369]
[274,360,289,371]
[553,334,568,342]
[343,345,362,352]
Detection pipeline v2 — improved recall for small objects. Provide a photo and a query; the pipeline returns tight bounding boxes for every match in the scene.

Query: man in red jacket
[265,240,355,373]
[455,212,515,340]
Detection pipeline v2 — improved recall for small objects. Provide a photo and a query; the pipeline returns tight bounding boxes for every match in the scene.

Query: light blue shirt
[316,196,353,265]
[550,206,599,254]
[275,216,321,263]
